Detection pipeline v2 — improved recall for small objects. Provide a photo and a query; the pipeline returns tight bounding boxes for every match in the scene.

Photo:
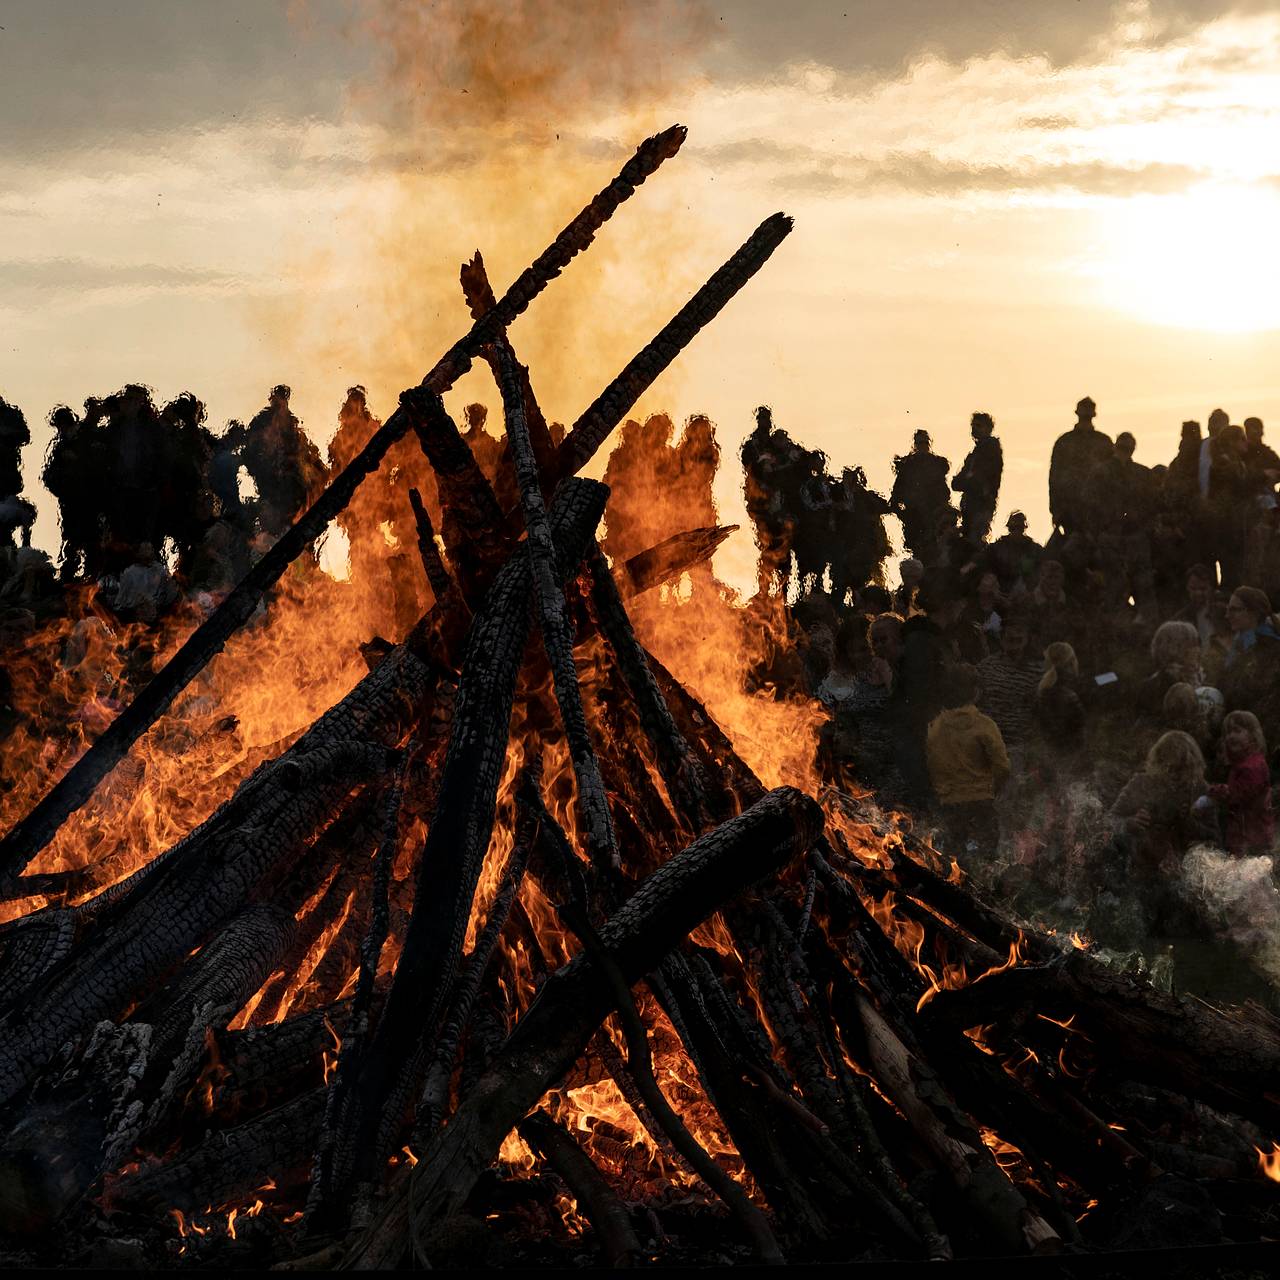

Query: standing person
[985,511,1042,595]
[1199,407,1229,500]
[951,412,1003,543]
[1110,431,1157,618]
[892,573,964,806]
[1208,423,1252,588]
[1033,641,1087,763]
[893,557,924,615]
[889,429,952,567]
[927,664,1010,868]
[1220,586,1280,741]
[977,612,1041,752]
[1167,420,1203,499]
[1048,396,1113,536]
[242,385,329,539]
[1208,710,1274,856]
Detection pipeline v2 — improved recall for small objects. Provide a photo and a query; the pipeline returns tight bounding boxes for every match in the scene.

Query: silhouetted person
[100,384,166,571]
[1048,396,1113,535]
[986,511,1042,594]
[1167,420,1202,499]
[951,411,1003,543]
[674,414,721,593]
[0,398,27,507]
[1109,430,1156,616]
[890,429,951,567]
[605,412,679,566]
[1244,417,1280,492]
[1209,423,1251,588]
[830,465,891,601]
[43,402,105,580]
[158,391,214,572]
[208,421,248,524]
[1199,407,1229,499]
[741,406,801,594]
[242,385,328,538]
[460,402,505,489]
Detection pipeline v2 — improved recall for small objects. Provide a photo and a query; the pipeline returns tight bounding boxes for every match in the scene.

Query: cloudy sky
[3,0,1279,587]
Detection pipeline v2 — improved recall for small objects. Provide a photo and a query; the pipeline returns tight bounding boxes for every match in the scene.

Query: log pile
[1,127,1278,1271]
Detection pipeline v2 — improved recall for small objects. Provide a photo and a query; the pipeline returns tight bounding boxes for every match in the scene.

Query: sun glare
[1093,184,1280,333]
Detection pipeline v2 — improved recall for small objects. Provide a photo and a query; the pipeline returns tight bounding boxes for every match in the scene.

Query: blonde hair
[1150,620,1199,669]
[1038,641,1078,695]
[1145,730,1206,790]
[1162,682,1198,721]
[1222,708,1267,755]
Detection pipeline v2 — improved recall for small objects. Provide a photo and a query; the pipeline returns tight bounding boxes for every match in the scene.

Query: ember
[0,125,1279,1273]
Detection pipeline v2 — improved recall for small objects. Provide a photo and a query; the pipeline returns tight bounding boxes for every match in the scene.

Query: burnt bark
[342,785,822,1268]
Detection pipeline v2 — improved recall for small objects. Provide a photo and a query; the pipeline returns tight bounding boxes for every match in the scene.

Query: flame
[1257,1143,1280,1182]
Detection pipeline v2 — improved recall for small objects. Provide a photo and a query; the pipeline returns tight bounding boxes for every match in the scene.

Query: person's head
[1180,420,1202,447]
[918,573,964,625]
[1038,559,1065,597]
[1116,431,1136,459]
[1212,422,1247,461]
[1222,709,1266,762]
[970,411,994,440]
[858,583,892,615]
[754,405,773,434]
[48,404,76,432]
[1145,729,1206,791]
[1006,510,1028,535]
[1185,564,1215,611]
[806,621,836,662]
[1227,585,1273,635]
[1162,682,1199,727]
[1245,416,1265,445]
[1075,396,1096,428]
[684,414,716,449]
[868,612,904,663]
[899,557,924,589]
[976,571,999,604]
[912,428,932,453]
[1001,616,1030,661]
[1207,407,1229,436]
[1038,640,1079,694]
[641,412,674,449]
[1150,619,1200,672]
[270,384,291,405]
[943,663,980,709]
[464,402,488,432]
[834,614,868,671]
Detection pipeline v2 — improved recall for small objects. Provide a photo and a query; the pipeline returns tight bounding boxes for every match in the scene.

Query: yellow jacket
[926,705,1010,804]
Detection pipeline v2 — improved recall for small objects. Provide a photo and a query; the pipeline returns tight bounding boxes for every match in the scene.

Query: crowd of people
[2,380,1279,999]
[743,398,1280,1000]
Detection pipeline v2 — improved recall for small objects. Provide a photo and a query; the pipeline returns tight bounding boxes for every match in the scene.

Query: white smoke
[1181,844,1280,987]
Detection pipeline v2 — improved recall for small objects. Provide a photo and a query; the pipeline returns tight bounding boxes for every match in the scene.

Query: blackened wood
[554,213,792,480]
[518,1110,642,1267]
[618,525,736,597]
[406,486,465,625]
[400,390,508,605]
[586,544,711,829]
[106,1087,326,1213]
[306,752,409,1224]
[0,741,393,1110]
[414,786,536,1144]
[332,479,608,1197]
[341,786,821,1268]
[459,250,559,491]
[0,124,686,884]
[493,336,619,874]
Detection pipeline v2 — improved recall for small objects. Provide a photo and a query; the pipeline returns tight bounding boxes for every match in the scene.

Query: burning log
[323,478,608,1204]
[0,124,687,884]
[341,785,822,1268]
[554,213,794,481]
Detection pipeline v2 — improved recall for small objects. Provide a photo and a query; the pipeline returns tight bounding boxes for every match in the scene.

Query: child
[1208,710,1274,856]
[927,664,1010,867]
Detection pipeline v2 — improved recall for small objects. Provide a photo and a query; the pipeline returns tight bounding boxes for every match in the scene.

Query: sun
[1092,183,1280,333]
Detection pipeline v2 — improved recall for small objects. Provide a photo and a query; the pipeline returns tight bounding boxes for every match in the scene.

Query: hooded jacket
[926,705,1010,804]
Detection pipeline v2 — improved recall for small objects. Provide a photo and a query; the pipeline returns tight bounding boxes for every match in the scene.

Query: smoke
[1181,845,1280,987]
[271,0,721,457]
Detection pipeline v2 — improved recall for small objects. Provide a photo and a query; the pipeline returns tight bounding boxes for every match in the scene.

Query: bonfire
[0,126,1278,1271]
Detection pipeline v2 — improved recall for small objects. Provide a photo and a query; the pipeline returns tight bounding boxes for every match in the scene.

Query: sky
[3,0,1280,591]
